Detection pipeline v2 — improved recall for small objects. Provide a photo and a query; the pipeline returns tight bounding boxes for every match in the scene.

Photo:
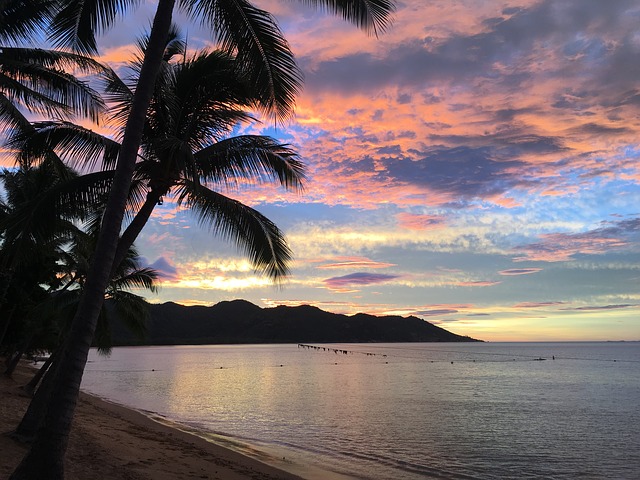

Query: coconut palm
[0,161,157,435]
[20,34,305,280]
[12,239,158,441]
[0,161,113,357]
[0,162,84,352]
[9,1,396,477]
[0,45,107,333]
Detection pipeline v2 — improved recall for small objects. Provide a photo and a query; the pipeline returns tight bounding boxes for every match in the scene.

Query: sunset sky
[11,0,640,341]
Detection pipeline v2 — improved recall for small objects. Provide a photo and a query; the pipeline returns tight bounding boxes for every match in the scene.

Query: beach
[1,363,303,480]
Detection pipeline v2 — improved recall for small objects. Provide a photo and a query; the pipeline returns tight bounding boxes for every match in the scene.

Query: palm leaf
[180,0,302,121]
[195,135,305,191]
[49,0,142,55]
[0,47,106,121]
[11,120,121,171]
[0,0,57,44]
[300,0,395,35]
[175,181,292,280]
[110,268,158,293]
[0,47,109,76]
[0,93,33,138]
[108,290,150,340]
[94,307,113,355]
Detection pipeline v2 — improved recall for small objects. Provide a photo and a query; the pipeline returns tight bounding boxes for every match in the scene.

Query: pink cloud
[396,212,447,230]
[147,256,179,281]
[323,272,400,292]
[513,218,639,262]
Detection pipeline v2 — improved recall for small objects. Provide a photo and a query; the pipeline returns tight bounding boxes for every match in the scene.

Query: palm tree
[0,45,107,333]
[0,160,157,436]
[12,241,158,441]
[0,162,84,352]
[20,34,305,279]
[9,1,396,478]
[0,161,113,359]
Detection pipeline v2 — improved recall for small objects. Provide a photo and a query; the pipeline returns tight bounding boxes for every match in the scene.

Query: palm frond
[0,0,57,44]
[0,47,107,121]
[0,70,71,117]
[298,0,395,36]
[108,291,150,340]
[194,135,305,191]
[0,47,109,76]
[94,307,113,355]
[111,267,159,293]
[10,121,121,171]
[180,0,302,121]
[49,0,142,55]
[0,93,33,141]
[176,182,292,280]
[100,64,134,128]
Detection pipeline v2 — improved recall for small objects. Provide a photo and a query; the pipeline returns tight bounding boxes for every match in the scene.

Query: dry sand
[1,363,303,480]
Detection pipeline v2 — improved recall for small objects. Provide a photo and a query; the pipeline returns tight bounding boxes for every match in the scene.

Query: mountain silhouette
[111,299,481,345]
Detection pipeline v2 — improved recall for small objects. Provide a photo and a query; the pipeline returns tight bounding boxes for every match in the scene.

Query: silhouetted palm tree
[0,160,115,361]
[0,162,90,353]
[12,237,159,441]
[19,33,305,280]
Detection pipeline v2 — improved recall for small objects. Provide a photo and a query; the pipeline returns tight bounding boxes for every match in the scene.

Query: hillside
[111,299,481,345]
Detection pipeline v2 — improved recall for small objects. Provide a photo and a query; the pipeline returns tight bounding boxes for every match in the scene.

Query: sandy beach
[1,363,303,480]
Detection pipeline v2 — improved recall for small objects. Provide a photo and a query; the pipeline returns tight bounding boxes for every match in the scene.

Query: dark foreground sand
[1,363,303,480]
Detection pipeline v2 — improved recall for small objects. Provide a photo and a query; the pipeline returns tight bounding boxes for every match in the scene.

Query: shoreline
[1,363,304,480]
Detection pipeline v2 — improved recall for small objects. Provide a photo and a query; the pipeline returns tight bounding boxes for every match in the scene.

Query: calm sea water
[82,343,640,479]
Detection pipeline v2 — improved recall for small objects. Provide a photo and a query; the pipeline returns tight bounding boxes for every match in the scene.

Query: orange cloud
[396,213,446,230]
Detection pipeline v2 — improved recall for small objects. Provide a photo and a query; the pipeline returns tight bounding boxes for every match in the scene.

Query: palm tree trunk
[0,268,13,312]
[10,1,176,478]
[22,348,57,397]
[0,305,16,348]
[112,190,161,275]
[4,335,31,377]
[13,349,62,442]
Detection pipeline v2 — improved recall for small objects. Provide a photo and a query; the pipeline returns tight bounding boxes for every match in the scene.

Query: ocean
[81,342,640,479]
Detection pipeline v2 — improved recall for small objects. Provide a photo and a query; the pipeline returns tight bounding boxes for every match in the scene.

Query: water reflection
[83,342,640,480]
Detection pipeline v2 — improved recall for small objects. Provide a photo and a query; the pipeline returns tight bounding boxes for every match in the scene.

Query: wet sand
[1,363,303,480]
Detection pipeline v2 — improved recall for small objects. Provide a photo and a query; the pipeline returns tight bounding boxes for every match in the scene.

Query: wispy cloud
[513,217,640,262]
[562,304,638,311]
[499,268,542,276]
[513,301,567,308]
[323,272,401,292]
[316,256,396,269]
[455,280,501,287]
